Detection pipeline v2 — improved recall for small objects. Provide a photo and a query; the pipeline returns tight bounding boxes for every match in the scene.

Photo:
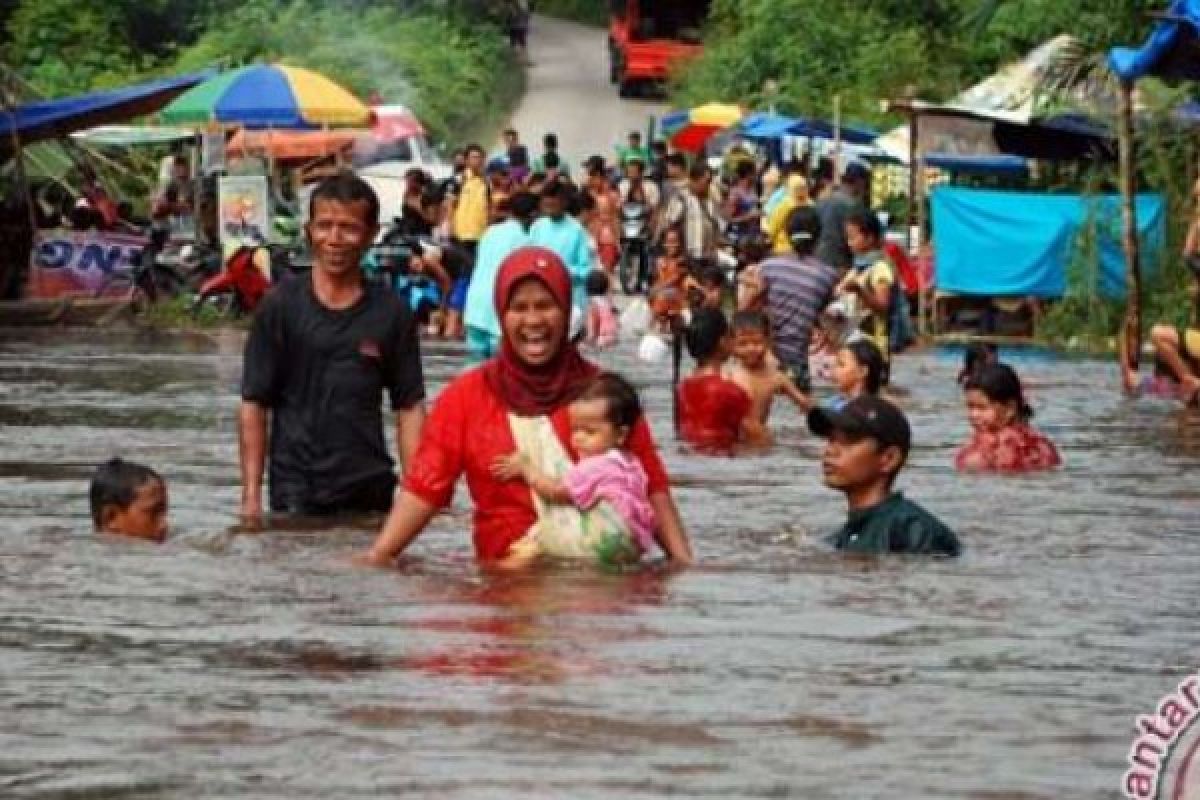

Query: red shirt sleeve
[403,375,467,509]
[626,415,670,495]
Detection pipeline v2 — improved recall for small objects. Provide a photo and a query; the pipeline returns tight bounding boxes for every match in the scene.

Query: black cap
[807,396,911,454]
[787,205,821,245]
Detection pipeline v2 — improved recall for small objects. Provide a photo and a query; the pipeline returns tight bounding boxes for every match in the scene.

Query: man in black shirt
[239,173,426,517]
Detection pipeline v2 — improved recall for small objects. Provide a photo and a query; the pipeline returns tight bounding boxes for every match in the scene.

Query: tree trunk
[1117,79,1141,368]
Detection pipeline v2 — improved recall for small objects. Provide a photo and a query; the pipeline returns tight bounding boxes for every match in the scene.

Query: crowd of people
[85,123,1200,572]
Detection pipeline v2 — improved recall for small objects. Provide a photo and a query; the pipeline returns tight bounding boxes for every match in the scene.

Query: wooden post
[1117,79,1141,369]
[0,81,39,300]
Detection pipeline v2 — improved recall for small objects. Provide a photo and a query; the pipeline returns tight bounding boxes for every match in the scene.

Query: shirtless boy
[727,311,811,444]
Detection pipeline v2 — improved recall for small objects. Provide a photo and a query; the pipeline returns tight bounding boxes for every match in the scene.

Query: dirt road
[504,14,667,166]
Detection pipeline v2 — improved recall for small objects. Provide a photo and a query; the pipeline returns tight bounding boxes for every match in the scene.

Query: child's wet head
[90,459,169,542]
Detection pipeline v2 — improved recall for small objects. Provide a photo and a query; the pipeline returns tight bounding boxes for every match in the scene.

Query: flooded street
[1,327,1198,798]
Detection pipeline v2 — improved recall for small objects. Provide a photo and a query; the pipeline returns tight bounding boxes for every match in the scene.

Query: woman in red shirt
[956,362,1061,473]
[363,246,693,566]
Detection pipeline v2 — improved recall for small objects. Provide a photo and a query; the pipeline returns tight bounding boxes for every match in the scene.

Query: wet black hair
[964,362,1034,422]
[736,234,770,265]
[690,259,725,288]
[510,191,539,220]
[958,342,998,386]
[585,269,609,296]
[419,185,446,210]
[666,152,688,171]
[89,458,162,529]
[543,133,558,149]
[541,180,568,201]
[577,372,643,433]
[309,171,380,227]
[845,207,883,242]
[732,309,769,334]
[685,307,730,362]
[842,338,886,395]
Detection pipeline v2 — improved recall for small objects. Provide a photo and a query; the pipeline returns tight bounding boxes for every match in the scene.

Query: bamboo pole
[1117,79,1141,369]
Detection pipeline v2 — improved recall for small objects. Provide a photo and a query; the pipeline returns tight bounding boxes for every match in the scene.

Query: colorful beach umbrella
[160,64,370,129]
[661,102,744,153]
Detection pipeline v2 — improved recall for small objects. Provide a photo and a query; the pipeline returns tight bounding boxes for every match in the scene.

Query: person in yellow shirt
[448,144,490,339]
[763,174,812,255]
[453,144,490,248]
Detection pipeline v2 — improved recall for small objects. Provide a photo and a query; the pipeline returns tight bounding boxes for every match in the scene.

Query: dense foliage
[0,0,523,145]
[672,0,1151,125]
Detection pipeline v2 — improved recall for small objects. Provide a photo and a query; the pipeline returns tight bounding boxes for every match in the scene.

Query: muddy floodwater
[1,326,1199,799]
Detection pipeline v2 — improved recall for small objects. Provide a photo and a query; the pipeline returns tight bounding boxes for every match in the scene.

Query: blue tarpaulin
[739,112,877,145]
[0,72,211,147]
[1109,0,1200,82]
[931,187,1165,299]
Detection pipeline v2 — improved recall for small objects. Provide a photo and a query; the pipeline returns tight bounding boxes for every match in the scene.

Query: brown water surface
[1,327,1198,798]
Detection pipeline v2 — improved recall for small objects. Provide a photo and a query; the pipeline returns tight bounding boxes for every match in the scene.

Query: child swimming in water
[827,338,886,411]
[956,363,1061,473]
[676,307,752,454]
[492,372,658,562]
[726,310,810,444]
[89,458,169,542]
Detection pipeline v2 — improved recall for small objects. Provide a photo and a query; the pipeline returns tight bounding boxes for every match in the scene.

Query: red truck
[607,0,709,97]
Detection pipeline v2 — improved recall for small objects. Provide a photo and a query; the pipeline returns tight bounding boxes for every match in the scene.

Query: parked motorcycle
[617,201,652,295]
[94,227,188,310]
[190,242,306,318]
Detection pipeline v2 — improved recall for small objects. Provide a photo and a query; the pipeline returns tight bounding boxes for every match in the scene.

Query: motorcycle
[94,227,189,310]
[617,201,652,295]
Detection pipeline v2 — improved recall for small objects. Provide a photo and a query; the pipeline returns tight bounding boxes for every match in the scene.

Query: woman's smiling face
[502,278,565,367]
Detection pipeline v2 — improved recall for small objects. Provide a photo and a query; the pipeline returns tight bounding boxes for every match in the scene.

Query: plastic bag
[620,297,653,338]
[638,332,669,364]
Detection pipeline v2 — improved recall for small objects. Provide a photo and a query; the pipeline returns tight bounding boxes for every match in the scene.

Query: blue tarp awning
[0,71,213,147]
[739,112,878,146]
[924,153,1029,175]
[931,187,1165,299]
[1109,0,1200,82]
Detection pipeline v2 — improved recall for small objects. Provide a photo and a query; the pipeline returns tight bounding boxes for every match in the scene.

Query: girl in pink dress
[956,363,1061,473]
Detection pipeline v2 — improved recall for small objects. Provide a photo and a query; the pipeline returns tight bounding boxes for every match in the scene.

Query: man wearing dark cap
[807,397,961,556]
[814,162,871,271]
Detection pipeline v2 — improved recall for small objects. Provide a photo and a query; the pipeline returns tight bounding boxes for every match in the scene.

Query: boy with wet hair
[727,310,811,445]
[89,458,169,542]
[807,398,961,556]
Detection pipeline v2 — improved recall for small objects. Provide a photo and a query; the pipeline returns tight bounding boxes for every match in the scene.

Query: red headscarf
[482,246,598,417]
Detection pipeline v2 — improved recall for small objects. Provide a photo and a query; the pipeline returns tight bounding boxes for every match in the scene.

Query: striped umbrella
[660,103,744,153]
[160,64,370,129]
